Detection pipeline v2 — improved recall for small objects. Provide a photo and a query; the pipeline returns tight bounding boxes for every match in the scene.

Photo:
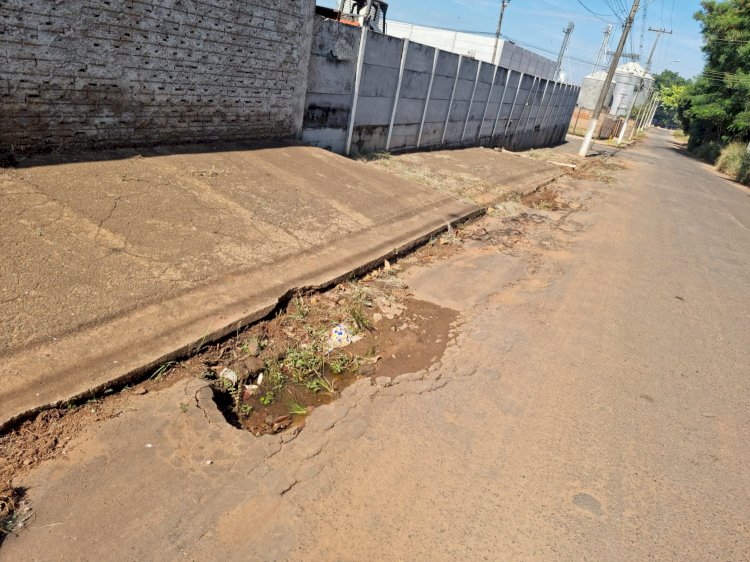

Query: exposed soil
[521,186,569,211]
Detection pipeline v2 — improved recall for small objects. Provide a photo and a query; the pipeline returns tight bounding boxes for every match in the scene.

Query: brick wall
[0,0,315,155]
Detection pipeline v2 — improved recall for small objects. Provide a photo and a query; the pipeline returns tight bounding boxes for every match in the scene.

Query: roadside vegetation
[716,142,750,184]
[665,1,750,185]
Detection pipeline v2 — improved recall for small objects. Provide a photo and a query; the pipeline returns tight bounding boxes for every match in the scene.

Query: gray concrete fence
[302,17,579,156]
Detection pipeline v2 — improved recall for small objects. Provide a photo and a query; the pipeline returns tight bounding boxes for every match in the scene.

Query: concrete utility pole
[628,27,672,140]
[555,22,575,81]
[646,95,659,127]
[579,0,641,157]
[593,24,613,73]
[633,91,654,134]
[491,0,511,65]
[617,27,671,145]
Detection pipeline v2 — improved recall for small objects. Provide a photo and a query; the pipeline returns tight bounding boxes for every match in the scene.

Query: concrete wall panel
[302,19,577,154]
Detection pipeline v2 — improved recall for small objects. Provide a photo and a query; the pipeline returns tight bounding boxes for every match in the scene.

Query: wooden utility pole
[579,0,641,156]
[491,1,511,65]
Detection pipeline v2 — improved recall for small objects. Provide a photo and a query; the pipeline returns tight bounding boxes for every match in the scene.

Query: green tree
[680,0,750,154]
[652,70,690,128]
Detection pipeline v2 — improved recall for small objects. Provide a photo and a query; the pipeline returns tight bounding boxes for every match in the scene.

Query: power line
[575,0,618,24]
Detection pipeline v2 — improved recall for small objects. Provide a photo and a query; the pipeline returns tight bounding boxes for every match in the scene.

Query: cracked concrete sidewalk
[0,140,486,429]
[0,139,568,430]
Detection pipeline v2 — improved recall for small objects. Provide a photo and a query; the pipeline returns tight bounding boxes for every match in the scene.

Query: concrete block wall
[301,17,361,153]
[1,0,315,155]
[302,17,579,155]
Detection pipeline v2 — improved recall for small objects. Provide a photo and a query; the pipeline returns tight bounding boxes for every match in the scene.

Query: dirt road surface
[2,130,749,560]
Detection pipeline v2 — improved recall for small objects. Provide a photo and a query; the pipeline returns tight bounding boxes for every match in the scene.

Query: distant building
[386,20,558,81]
[578,62,653,116]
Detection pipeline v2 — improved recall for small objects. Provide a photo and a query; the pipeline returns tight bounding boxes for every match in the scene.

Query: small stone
[132,387,147,395]
[243,384,259,402]
[375,376,392,387]
[384,259,392,271]
[272,416,292,433]
[23,458,32,466]
[255,373,264,386]
[372,312,383,323]
[206,460,213,465]
[245,339,260,357]
[273,414,291,425]
[265,415,274,425]
[218,367,238,385]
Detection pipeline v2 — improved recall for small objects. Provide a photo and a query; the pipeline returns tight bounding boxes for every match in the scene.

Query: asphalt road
[3,130,749,560]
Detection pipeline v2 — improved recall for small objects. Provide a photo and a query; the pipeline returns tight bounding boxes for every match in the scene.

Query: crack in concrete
[94,197,120,243]
[279,479,298,496]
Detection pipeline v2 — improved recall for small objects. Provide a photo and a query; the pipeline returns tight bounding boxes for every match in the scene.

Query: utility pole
[491,1,511,65]
[633,90,654,134]
[629,27,672,140]
[646,95,659,127]
[593,24,613,73]
[555,22,575,81]
[579,0,640,157]
[617,27,671,145]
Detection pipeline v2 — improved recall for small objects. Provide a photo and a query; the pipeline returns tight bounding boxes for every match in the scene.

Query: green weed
[285,397,308,416]
[150,361,177,381]
[306,376,335,396]
[283,347,323,382]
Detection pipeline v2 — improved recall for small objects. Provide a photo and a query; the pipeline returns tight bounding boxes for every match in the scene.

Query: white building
[386,20,558,81]
[578,62,653,116]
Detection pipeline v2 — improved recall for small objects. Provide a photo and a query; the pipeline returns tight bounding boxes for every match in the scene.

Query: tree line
[651,0,749,184]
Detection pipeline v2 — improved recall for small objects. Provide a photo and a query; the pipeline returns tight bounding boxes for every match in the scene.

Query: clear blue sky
[319,0,705,83]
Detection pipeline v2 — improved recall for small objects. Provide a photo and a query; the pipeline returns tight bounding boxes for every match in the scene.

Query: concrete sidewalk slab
[364,147,563,205]
[0,142,480,429]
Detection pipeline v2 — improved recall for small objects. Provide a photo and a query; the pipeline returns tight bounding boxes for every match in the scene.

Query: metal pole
[593,25,613,73]
[385,39,409,151]
[345,27,368,156]
[442,55,463,145]
[417,48,439,148]
[462,62,482,142]
[555,22,575,81]
[491,1,510,66]
[579,0,641,156]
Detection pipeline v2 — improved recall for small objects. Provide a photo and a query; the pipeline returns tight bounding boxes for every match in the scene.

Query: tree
[652,70,690,128]
[680,0,750,152]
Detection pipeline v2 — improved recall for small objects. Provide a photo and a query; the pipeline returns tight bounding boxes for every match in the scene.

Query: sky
[319,0,706,84]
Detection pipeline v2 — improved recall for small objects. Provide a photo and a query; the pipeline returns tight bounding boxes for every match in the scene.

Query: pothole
[202,271,457,436]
